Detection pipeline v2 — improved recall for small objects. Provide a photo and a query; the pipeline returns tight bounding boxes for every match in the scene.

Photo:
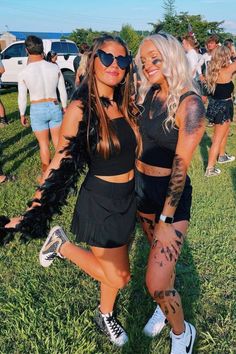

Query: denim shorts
[30,101,62,132]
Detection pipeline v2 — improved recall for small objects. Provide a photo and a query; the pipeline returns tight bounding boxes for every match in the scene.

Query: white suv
[0,39,79,97]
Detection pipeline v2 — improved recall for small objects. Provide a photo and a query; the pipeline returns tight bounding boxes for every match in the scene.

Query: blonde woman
[75,51,89,87]
[135,33,205,354]
[205,45,236,176]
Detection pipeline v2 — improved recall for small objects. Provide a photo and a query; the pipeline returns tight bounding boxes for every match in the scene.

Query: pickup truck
[0,38,79,97]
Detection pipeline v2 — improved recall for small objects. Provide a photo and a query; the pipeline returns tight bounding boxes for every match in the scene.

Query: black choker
[100,96,115,108]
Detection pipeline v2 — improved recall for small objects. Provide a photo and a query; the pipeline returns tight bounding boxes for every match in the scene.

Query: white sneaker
[143,305,167,337]
[94,308,128,347]
[39,226,69,267]
[170,321,196,354]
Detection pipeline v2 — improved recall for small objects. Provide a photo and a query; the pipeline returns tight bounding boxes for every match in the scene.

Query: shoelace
[45,252,57,260]
[105,315,123,338]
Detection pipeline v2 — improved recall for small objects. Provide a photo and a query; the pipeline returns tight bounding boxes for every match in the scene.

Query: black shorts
[206,97,234,124]
[135,170,192,223]
[71,175,136,248]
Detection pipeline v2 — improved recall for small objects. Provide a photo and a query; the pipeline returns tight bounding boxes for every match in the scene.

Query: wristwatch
[159,214,174,224]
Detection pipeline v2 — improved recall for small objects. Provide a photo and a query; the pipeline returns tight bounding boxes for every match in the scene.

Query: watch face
[160,214,174,223]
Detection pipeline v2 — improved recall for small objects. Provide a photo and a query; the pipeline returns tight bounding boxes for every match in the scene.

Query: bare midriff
[95,169,134,183]
[31,98,58,104]
[136,159,171,177]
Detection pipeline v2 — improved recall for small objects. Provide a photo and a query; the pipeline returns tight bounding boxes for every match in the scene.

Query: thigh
[34,129,50,146]
[138,211,155,244]
[91,245,130,281]
[212,121,230,144]
[50,125,61,148]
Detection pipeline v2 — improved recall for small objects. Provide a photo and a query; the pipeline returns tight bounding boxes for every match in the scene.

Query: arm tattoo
[167,154,186,207]
[184,96,205,134]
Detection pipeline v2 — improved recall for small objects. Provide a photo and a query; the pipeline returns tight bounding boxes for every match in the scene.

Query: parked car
[0,39,79,98]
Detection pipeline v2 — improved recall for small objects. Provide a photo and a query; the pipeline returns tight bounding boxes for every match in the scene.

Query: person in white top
[18,35,67,182]
[182,35,202,80]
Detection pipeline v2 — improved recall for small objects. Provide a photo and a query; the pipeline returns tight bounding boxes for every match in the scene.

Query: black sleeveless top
[212,81,234,100]
[139,87,198,168]
[89,117,137,176]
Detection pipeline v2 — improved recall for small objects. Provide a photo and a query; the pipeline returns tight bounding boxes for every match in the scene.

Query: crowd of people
[0,31,235,353]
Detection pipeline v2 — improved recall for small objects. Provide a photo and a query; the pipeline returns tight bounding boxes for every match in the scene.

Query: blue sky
[1,0,236,34]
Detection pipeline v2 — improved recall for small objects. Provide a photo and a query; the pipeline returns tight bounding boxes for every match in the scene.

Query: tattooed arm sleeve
[162,94,205,215]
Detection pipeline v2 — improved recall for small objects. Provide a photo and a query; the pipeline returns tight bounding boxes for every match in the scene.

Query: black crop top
[89,117,137,176]
[212,81,234,100]
[139,88,197,169]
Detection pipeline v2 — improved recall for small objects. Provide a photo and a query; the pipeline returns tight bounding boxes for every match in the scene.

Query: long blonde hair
[206,45,231,93]
[136,33,197,128]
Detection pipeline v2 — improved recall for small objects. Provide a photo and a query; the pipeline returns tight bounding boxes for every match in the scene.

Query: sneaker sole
[39,225,63,268]
[143,321,167,337]
[217,159,235,164]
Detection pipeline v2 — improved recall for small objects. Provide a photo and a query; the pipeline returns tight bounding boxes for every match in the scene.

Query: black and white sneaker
[39,226,69,267]
[170,321,196,354]
[94,308,128,347]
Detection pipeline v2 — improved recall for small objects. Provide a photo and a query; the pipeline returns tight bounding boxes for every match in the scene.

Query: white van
[0,39,79,97]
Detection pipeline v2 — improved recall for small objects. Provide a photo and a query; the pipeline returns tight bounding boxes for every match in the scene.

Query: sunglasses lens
[117,56,131,69]
[97,50,113,67]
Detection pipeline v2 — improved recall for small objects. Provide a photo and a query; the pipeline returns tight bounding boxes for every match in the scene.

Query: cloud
[223,20,236,33]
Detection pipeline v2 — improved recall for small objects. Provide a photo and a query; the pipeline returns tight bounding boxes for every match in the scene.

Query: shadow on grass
[1,126,32,150]
[122,227,200,354]
[199,131,212,170]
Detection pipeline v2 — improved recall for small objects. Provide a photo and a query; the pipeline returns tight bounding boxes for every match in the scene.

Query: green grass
[0,90,235,354]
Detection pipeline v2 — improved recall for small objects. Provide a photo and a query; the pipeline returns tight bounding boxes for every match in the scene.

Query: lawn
[0,89,235,354]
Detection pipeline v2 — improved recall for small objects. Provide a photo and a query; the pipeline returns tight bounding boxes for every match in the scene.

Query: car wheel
[63,71,75,99]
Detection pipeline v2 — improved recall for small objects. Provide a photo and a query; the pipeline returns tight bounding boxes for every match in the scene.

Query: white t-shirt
[186,49,202,79]
[18,60,67,115]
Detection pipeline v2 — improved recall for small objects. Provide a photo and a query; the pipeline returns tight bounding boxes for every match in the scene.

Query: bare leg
[60,243,130,313]
[50,124,61,150]
[207,121,230,168]
[34,129,51,175]
[0,101,5,118]
[219,123,230,156]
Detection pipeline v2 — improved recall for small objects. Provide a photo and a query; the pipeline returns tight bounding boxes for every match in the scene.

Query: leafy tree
[162,0,176,17]
[120,24,142,55]
[151,12,228,45]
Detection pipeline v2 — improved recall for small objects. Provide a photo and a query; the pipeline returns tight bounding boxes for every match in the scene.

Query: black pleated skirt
[71,175,136,248]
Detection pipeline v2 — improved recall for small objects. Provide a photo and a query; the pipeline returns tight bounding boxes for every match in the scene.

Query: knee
[108,272,131,289]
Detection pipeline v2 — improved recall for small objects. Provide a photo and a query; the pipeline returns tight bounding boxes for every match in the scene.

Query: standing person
[199,35,220,109]
[0,58,9,126]
[135,33,205,354]
[205,45,236,177]
[45,50,58,64]
[73,43,90,87]
[6,35,141,347]
[18,35,67,182]
[182,35,202,80]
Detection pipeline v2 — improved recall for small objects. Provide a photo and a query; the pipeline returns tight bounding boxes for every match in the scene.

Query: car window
[2,43,26,59]
[51,42,78,55]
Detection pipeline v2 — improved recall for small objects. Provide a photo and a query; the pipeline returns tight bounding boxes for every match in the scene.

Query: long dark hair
[76,34,141,158]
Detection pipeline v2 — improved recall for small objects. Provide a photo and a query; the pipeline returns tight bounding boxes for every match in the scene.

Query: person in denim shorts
[18,35,67,182]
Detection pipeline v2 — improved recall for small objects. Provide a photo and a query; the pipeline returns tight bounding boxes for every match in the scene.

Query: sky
[1,0,236,35]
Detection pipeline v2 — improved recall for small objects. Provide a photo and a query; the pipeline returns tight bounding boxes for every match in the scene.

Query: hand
[62,107,67,114]
[5,216,22,229]
[20,115,29,127]
[152,222,183,262]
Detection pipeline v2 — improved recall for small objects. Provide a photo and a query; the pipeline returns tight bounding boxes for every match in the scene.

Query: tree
[162,0,176,17]
[120,24,142,55]
[151,12,227,45]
